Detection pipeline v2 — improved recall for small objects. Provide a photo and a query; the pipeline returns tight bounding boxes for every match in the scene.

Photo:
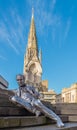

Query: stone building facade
[62,83,77,103]
[56,83,77,104]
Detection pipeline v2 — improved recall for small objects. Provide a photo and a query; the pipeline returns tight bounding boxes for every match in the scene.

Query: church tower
[23,9,42,89]
[23,9,56,103]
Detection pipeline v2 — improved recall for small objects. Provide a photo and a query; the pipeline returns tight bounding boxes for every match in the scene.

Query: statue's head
[16,74,25,87]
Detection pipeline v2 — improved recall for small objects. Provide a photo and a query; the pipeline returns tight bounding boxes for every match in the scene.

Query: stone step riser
[55,104,77,109]
[0,116,47,128]
[0,116,77,129]
[0,107,34,116]
[0,101,16,107]
[56,110,77,115]
[0,116,68,129]
[69,116,77,122]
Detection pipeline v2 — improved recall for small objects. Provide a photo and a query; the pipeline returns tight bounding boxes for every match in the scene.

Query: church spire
[27,8,38,53]
[23,9,42,88]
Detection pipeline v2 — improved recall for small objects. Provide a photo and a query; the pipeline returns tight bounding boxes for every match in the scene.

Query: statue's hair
[16,74,25,80]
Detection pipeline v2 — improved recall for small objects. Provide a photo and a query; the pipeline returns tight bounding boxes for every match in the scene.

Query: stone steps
[0,115,68,129]
[55,103,77,110]
[59,109,77,115]
[60,115,68,122]
[0,116,49,128]
[54,104,77,116]
[0,107,28,116]
[69,116,77,122]
[0,89,77,129]
[11,123,77,130]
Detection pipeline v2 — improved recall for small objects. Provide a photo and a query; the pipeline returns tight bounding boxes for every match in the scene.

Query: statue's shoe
[35,110,41,117]
[57,121,64,128]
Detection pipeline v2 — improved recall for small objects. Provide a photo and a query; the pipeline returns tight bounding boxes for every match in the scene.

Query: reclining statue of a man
[10,74,64,128]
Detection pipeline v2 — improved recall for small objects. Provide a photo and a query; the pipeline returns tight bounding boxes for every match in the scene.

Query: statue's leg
[10,95,41,116]
[34,99,64,127]
[10,96,34,113]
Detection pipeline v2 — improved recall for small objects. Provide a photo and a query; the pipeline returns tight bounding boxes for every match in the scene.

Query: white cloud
[64,17,71,40]
[0,0,72,51]
[0,8,28,55]
[1,0,72,51]
[0,21,19,54]
[7,37,19,54]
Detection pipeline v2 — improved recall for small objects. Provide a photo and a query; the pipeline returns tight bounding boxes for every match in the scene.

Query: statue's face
[16,75,25,87]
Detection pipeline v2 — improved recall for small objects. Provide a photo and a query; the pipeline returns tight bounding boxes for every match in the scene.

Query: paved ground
[5,122,77,130]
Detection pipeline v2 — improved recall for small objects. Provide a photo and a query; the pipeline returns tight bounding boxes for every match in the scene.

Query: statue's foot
[10,96,16,102]
[57,121,64,128]
[35,110,41,117]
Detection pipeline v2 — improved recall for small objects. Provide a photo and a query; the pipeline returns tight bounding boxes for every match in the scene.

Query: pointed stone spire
[27,8,38,53]
[23,9,42,88]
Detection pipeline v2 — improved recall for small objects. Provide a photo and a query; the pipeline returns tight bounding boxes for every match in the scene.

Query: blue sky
[0,0,77,93]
